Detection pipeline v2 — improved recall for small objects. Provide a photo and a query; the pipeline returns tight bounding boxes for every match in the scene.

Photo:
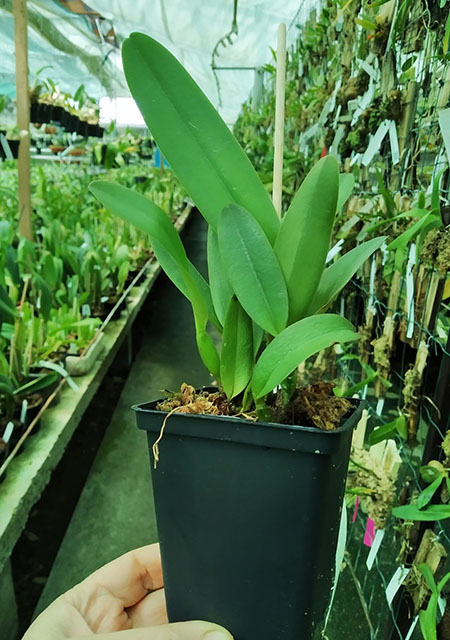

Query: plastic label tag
[376,398,385,416]
[438,108,450,165]
[3,421,14,444]
[385,566,410,605]
[389,121,400,165]
[366,528,385,570]
[326,239,344,263]
[20,399,28,424]
[405,616,418,640]
[405,243,416,339]
[362,120,390,166]
[364,517,376,547]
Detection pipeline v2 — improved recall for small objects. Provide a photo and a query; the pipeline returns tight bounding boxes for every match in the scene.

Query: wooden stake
[13,0,32,241]
[272,22,286,218]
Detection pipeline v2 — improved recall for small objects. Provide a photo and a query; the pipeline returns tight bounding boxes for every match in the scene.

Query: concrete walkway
[36,214,211,614]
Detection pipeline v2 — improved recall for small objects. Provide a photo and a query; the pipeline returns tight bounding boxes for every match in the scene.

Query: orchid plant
[90,34,385,410]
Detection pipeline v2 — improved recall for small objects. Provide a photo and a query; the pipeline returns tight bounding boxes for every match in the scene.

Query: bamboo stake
[272,22,286,218]
[13,0,32,241]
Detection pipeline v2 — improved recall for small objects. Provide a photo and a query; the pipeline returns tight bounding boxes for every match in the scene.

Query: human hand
[23,543,233,640]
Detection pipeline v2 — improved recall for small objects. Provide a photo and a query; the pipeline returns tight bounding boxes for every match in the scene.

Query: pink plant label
[363,517,376,547]
[352,496,360,523]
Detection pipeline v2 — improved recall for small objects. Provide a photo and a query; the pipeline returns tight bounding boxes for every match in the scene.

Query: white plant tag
[81,304,91,317]
[0,134,14,160]
[3,421,14,444]
[366,528,385,570]
[340,214,360,233]
[20,399,28,424]
[359,59,379,81]
[438,108,450,165]
[326,239,344,263]
[406,244,416,339]
[330,125,346,158]
[323,498,348,631]
[405,616,418,640]
[350,152,362,167]
[376,398,385,416]
[362,120,390,166]
[389,121,400,165]
[385,566,410,605]
[368,256,377,315]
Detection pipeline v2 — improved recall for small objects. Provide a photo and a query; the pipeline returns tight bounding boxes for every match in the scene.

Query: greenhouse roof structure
[0,0,319,123]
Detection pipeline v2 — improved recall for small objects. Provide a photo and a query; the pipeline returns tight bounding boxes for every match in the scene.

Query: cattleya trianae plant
[90,33,384,411]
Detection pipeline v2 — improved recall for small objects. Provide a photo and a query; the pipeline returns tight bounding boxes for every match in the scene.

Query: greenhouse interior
[1,0,450,639]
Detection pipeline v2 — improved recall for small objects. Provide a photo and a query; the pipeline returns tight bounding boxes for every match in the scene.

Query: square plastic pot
[135,391,363,640]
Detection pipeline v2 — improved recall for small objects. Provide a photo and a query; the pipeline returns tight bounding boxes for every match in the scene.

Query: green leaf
[386,211,433,252]
[417,475,444,510]
[420,465,444,484]
[396,415,407,439]
[251,314,358,399]
[274,156,339,322]
[392,504,450,521]
[368,418,397,446]
[218,204,288,336]
[419,564,438,595]
[14,372,59,397]
[220,297,254,399]
[121,33,279,243]
[0,284,16,322]
[337,173,355,212]
[207,227,233,327]
[444,11,450,55]
[419,606,437,640]
[90,181,220,375]
[307,237,386,315]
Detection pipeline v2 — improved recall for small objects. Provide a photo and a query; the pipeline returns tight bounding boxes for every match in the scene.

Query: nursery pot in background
[135,391,363,640]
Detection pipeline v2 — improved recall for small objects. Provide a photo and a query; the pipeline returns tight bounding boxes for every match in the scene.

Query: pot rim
[133,387,364,438]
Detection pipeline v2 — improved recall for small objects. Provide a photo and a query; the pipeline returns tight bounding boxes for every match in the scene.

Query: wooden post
[13,0,32,241]
[272,22,286,218]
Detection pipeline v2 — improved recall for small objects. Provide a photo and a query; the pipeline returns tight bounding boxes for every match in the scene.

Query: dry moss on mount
[347,447,395,529]
[422,227,450,273]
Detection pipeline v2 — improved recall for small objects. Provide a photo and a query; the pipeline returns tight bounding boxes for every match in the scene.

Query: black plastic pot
[6,140,19,159]
[77,120,88,137]
[135,392,363,640]
[51,105,64,123]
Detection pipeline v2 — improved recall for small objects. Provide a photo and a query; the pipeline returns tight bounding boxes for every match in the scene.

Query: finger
[71,620,233,639]
[75,543,163,609]
[127,588,168,627]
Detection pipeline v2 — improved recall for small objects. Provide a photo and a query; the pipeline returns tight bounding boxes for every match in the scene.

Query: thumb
[72,621,233,640]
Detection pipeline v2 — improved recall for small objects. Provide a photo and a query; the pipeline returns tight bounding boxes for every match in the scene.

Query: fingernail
[204,631,233,640]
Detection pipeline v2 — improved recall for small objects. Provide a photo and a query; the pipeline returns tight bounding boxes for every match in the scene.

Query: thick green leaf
[307,237,386,315]
[220,297,253,399]
[207,227,233,327]
[218,204,288,336]
[251,314,358,398]
[122,33,279,243]
[90,181,220,376]
[386,211,432,252]
[368,418,398,446]
[419,606,437,640]
[392,504,450,521]
[419,564,438,595]
[0,283,16,322]
[417,476,444,510]
[337,173,355,212]
[14,372,59,396]
[274,156,339,322]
